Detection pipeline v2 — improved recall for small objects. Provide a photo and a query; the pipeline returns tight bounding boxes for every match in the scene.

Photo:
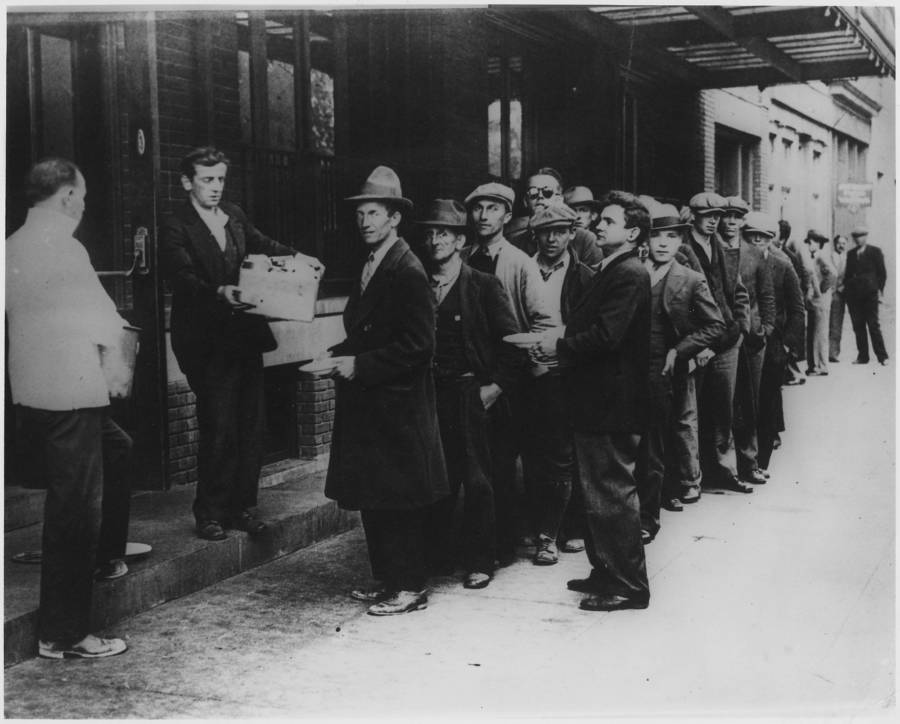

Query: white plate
[503,333,543,348]
[125,542,153,560]
[299,359,338,377]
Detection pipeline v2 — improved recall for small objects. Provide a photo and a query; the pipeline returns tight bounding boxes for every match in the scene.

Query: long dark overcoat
[325,238,448,511]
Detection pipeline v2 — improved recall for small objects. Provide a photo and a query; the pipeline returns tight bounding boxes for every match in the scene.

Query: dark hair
[778,219,791,242]
[528,166,564,190]
[25,157,81,205]
[180,146,229,179]
[598,190,650,244]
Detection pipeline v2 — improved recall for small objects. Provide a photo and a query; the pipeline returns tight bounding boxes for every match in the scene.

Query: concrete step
[4,464,358,667]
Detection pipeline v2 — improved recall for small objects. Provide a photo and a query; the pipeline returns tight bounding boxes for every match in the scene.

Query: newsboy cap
[723,196,750,215]
[563,186,602,210]
[530,204,578,231]
[688,192,727,214]
[742,211,778,238]
[344,165,413,210]
[415,198,467,229]
[649,201,691,232]
[464,182,515,210]
[851,226,869,237]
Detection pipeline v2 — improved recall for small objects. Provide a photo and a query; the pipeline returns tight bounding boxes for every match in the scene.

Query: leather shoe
[759,468,770,480]
[740,468,768,485]
[567,577,598,593]
[533,535,559,565]
[853,358,869,365]
[463,572,492,589]
[662,497,683,512]
[350,586,392,603]
[579,592,649,612]
[722,476,754,494]
[879,358,889,366]
[680,485,701,504]
[641,529,655,545]
[561,538,585,553]
[229,511,267,536]
[367,590,428,616]
[197,520,227,541]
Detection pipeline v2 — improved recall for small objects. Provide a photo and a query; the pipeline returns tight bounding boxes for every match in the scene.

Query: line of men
[323,167,821,617]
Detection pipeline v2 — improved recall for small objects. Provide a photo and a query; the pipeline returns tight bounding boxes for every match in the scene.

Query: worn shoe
[829,357,840,363]
[758,468,770,480]
[567,577,598,593]
[561,538,585,553]
[879,358,889,366]
[680,485,701,504]
[350,586,392,603]
[533,535,559,565]
[229,511,267,536]
[39,634,127,660]
[94,559,128,581]
[197,520,227,541]
[740,468,768,485]
[641,529,655,545]
[772,434,782,450]
[807,370,828,376]
[463,572,492,589]
[367,590,428,616]
[721,476,754,494]
[852,358,870,365]
[784,377,806,385]
[662,497,684,512]
[579,592,649,612]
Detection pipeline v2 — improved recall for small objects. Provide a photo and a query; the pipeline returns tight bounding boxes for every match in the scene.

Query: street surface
[4,308,895,720]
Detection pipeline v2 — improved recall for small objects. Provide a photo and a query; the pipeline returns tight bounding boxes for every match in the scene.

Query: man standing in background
[844,226,888,366]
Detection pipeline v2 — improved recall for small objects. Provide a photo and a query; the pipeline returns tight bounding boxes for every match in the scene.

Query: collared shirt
[533,251,569,327]
[360,235,399,293]
[599,242,636,271]
[191,198,230,252]
[644,258,674,287]
[430,256,463,306]
[690,229,713,263]
[6,207,128,410]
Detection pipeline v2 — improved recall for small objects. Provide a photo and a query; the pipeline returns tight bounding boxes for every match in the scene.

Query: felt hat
[344,165,413,210]
[688,191,727,214]
[563,186,602,210]
[530,204,578,230]
[851,226,869,237]
[649,201,691,232]
[415,199,467,229]
[464,182,515,210]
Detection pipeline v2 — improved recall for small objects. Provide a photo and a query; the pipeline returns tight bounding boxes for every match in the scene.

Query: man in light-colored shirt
[6,158,129,660]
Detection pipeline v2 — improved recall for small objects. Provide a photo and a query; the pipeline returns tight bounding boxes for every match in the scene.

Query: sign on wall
[837,183,873,209]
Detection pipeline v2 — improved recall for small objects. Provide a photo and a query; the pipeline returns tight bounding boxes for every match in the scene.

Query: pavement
[4,309,895,720]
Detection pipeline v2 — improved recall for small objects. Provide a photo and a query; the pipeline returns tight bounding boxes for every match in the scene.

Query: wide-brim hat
[742,211,778,238]
[689,191,727,214]
[649,201,692,232]
[464,182,515,210]
[344,165,413,210]
[414,198,467,229]
[564,185,602,210]
[851,226,869,237]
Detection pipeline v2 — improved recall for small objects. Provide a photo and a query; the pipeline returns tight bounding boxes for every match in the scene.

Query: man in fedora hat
[636,200,724,537]
[324,166,448,616]
[463,180,553,566]
[685,191,752,496]
[804,230,837,375]
[161,146,323,542]
[417,198,523,590]
[564,185,602,236]
[844,226,887,365]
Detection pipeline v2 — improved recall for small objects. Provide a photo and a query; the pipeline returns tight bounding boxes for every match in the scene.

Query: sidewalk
[3,347,894,718]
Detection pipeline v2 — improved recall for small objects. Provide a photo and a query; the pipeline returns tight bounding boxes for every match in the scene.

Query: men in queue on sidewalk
[523,203,593,565]
[7,158,130,659]
[325,166,448,616]
[686,192,753,495]
[417,198,523,590]
[720,196,776,486]
[636,201,725,541]
[777,219,810,386]
[462,181,553,566]
[535,191,651,612]
[742,212,805,476]
[844,226,888,366]
[161,146,323,542]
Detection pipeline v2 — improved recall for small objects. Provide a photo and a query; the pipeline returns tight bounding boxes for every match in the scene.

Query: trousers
[829,291,845,360]
[806,294,832,373]
[695,340,740,484]
[734,341,766,475]
[847,291,887,362]
[361,508,428,592]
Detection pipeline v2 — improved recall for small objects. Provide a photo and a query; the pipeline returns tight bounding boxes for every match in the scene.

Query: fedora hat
[649,201,691,232]
[344,165,413,210]
[563,186,601,210]
[415,199,467,229]
[851,226,869,237]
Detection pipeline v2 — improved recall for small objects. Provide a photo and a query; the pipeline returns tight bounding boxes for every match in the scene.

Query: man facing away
[325,166,448,616]
[161,146,323,541]
[7,158,130,659]
[844,226,888,365]
[535,190,651,612]
[418,198,523,590]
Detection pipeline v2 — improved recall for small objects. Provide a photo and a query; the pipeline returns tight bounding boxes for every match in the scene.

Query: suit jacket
[765,248,805,361]
[559,247,595,323]
[808,252,837,309]
[661,261,726,361]
[557,247,650,433]
[689,232,751,352]
[453,263,525,393]
[734,240,776,340]
[845,244,886,298]
[161,200,294,376]
[325,238,448,511]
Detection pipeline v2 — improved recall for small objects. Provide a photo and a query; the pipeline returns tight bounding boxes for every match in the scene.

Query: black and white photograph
[3,2,895,719]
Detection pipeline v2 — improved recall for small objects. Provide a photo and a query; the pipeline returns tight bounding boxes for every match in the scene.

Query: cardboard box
[237,254,322,322]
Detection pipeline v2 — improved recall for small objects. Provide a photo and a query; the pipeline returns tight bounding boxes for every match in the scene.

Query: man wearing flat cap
[686,191,752,496]
[324,166,448,616]
[844,226,887,365]
[418,199,523,590]
[463,180,554,566]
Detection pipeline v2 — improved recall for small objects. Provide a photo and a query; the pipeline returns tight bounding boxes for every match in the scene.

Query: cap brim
[651,223,691,231]
[414,220,468,228]
[743,228,775,237]
[344,194,414,210]
[692,208,724,215]
[465,194,512,208]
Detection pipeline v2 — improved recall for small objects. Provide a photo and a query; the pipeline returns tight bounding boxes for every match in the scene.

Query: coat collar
[571,246,639,313]
[175,200,246,276]
[346,237,412,332]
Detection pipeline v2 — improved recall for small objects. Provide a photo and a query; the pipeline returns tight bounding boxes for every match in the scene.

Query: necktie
[360,252,376,293]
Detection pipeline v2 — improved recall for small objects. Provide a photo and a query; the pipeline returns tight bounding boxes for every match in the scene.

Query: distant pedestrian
[804,231,836,375]
[827,234,849,362]
[7,158,130,659]
[844,227,888,365]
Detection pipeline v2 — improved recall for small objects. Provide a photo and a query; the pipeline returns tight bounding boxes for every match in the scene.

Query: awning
[572,5,894,88]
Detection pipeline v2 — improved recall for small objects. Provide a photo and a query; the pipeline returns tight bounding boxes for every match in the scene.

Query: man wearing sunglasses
[520,167,604,268]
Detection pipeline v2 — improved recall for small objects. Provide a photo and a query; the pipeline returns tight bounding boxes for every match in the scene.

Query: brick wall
[297,378,336,459]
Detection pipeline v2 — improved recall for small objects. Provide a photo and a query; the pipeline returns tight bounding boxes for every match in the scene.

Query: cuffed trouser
[97,417,133,565]
[829,291,845,360]
[573,431,648,598]
[186,352,265,524]
[426,378,496,575]
[20,406,105,646]
[637,392,672,537]
[847,291,887,362]
[734,341,766,476]
[361,508,428,592]
[806,294,832,373]
[695,340,740,484]
[522,373,573,541]
[664,368,701,492]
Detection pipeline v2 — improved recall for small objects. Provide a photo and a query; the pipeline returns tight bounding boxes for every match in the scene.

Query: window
[488,55,523,181]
